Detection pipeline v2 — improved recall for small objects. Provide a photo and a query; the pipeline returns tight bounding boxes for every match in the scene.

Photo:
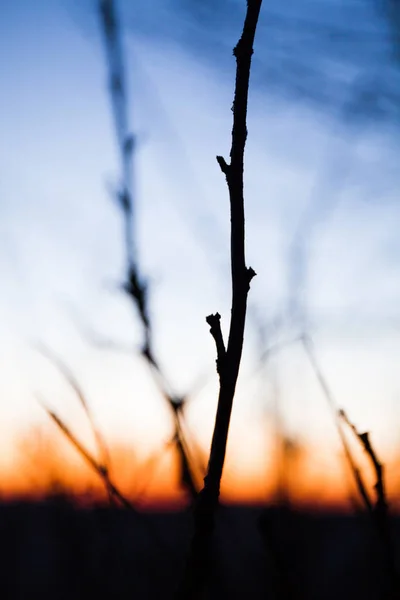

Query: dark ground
[1,498,399,599]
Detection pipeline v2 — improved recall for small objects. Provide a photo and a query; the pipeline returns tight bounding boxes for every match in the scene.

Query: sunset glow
[2,0,400,523]
[1,424,399,513]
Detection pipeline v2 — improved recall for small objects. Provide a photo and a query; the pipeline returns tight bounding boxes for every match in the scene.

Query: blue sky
[1,1,400,483]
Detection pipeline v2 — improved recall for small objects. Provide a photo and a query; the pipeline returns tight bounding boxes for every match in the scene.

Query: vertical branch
[176,2,262,598]
[98,0,199,499]
[205,0,260,518]
[99,0,137,271]
[99,0,151,354]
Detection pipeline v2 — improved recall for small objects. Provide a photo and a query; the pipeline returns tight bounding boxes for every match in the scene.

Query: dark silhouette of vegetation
[4,0,400,598]
[98,0,199,502]
[36,0,201,509]
[176,2,261,598]
[340,409,399,598]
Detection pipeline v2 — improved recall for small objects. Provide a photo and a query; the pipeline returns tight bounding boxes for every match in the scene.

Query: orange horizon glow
[1,424,399,514]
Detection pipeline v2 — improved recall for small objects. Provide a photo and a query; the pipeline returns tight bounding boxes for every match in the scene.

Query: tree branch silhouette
[176,2,262,598]
[301,334,373,514]
[339,409,399,596]
[98,0,199,501]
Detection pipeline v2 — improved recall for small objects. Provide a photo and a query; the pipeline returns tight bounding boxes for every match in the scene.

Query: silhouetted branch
[98,0,199,500]
[99,0,137,270]
[301,334,373,514]
[206,313,226,379]
[339,409,399,594]
[38,396,170,551]
[34,343,110,475]
[339,410,386,512]
[99,0,150,354]
[302,335,399,594]
[176,2,262,598]
[37,396,130,510]
[66,297,209,501]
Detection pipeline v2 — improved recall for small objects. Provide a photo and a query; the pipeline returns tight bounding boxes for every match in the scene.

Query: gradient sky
[1,1,400,502]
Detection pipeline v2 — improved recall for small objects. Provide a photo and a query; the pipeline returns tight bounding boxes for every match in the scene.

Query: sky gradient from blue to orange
[1,1,400,508]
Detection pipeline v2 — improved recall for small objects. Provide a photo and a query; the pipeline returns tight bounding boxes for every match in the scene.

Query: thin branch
[99,0,136,269]
[34,343,110,475]
[339,410,386,511]
[176,2,262,598]
[39,397,170,551]
[67,297,208,501]
[98,0,199,500]
[339,409,399,593]
[301,334,373,514]
[203,0,260,512]
[38,396,130,510]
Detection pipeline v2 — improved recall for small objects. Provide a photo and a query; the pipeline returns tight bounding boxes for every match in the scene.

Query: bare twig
[34,343,110,475]
[66,297,209,501]
[99,0,137,270]
[301,334,373,513]
[98,0,199,500]
[37,396,130,510]
[38,396,170,551]
[206,313,226,380]
[339,409,399,593]
[302,336,399,594]
[176,2,262,598]
[339,410,386,511]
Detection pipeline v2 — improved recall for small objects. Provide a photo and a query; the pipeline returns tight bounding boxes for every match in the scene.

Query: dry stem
[176,2,262,598]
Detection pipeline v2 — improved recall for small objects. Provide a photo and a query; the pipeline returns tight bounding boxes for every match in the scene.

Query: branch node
[246,266,257,288]
[233,39,254,60]
[206,313,226,377]
[216,155,230,176]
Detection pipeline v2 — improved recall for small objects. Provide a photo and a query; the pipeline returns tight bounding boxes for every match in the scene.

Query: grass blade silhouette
[34,343,110,476]
[340,409,399,596]
[37,396,130,510]
[301,334,373,513]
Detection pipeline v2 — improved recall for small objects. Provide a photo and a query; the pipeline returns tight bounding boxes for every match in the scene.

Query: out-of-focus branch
[176,2,262,598]
[38,396,130,510]
[339,409,399,594]
[99,0,137,271]
[38,396,168,550]
[98,0,199,501]
[301,334,373,514]
[35,343,110,476]
[301,323,398,592]
[339,410,386,513]
[67,297,210,502]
